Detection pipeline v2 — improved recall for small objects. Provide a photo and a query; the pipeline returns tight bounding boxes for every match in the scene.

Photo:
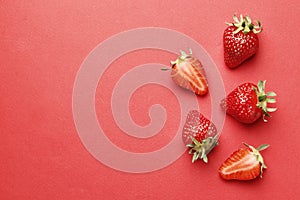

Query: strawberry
[219,143,269,181]
[170,49,208,95]
[182,110,219,163]
[224,14,262,68]
[221,80,277,124]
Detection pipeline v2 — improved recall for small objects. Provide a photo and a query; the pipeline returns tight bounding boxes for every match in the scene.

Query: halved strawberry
[170,49,208,95]
[182,110,219,163]
[219,143,269,181]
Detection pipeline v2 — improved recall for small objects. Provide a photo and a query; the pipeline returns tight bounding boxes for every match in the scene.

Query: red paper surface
[1,1,300,199]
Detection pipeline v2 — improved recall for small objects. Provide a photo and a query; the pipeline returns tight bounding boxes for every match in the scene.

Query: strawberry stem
[187,136,219,163]
[170,49,192,67]
[243,143,269,178]
[226,14,262,34]
[253,80,277,122]
[257,144,270,151]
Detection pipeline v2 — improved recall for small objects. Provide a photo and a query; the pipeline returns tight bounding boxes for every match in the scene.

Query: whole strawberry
[219,143,269,181]
[182,110,219,163]
[221,80,277,124]
[170,49,208,95]
[224,14,262,68]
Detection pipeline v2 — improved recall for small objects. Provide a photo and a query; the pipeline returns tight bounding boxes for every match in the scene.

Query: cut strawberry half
[170,49,209,95]
[219,143,269,181]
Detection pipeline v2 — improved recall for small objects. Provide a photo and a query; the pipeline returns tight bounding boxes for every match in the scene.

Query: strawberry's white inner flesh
[180,61,205,91]
[171,58,207,94]
[222,152,258,174]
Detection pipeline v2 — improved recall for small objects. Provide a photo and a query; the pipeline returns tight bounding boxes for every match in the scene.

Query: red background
[1,0,300,199]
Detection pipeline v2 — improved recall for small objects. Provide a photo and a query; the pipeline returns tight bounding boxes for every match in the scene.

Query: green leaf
[192,152,200,163]
[195,152,200,160]
[253,20,263,34]
[180,50,186,59]
[257,80,266,93]
[200,147,206,159]
[243,142,250,148]
[262,163,267,169]
[263,110,271,117]
[245,15,252,24]
[257,20,261,27]
[202,155,208,163]
[244,26,250,33]
[258,95,267,102]
[267,98,276,103]
[267,92,277,97]
[191,137,201,146]
[192,153,198,163]
[257,144,270,151]
[239,14,243,22]
[233,15,239,23]
[233,26,243,34]
[267,107,277,112]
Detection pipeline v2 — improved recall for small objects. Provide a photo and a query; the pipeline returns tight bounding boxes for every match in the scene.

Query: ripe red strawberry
[224,14,262,68]
[170,49,208,95]
[182,110,219,163]
[219,143,269,180]
[221,80,277,124]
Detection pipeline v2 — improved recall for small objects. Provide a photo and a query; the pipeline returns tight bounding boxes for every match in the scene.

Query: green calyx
[243,143,269,178]
[253,80,277,122]
[186,136,219,163]
[226,14,262,34]
[162,49,193,71]
[170,49,192,67]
